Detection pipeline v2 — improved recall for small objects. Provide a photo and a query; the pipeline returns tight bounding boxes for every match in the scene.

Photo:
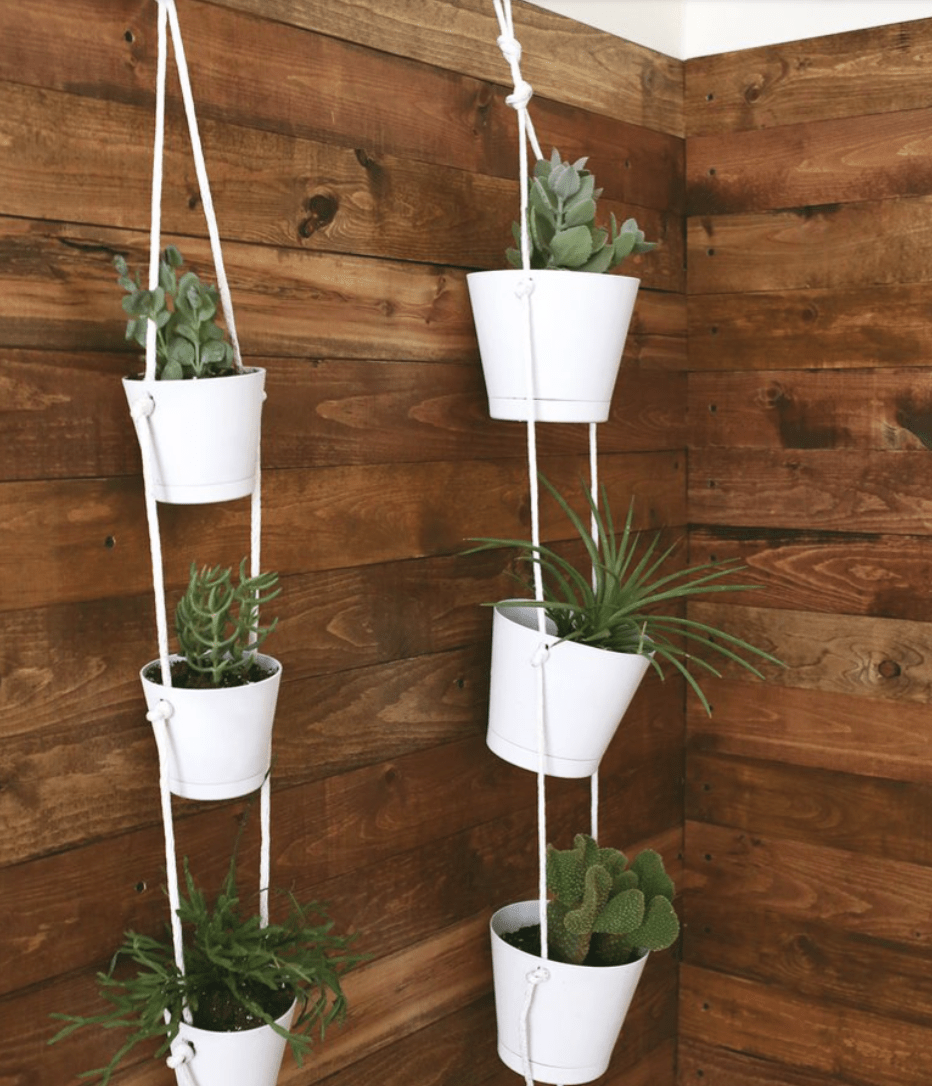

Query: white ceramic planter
[175,999,295,1086]
[123,368,266,504]
[491,901,647,1085]
[487,603,651,777]
[466,270,639,423]
[140,654,282,800]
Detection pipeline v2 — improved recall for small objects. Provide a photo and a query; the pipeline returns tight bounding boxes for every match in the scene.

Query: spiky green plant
[506,148,656,273]
[115,245,236,380]
[48,853,361,1085]
[468,475,782,715]
[547,835,679,966]
[175,558,281,686]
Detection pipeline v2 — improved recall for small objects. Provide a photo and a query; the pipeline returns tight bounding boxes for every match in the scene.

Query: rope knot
[505,79,534,110]
[530,642,550,668]
[146,699,174,724]
[526,965,550,986]
[166,1038,194,1069]
[514,277,535,300]
[496,33,522,65]
[130,393,156,421]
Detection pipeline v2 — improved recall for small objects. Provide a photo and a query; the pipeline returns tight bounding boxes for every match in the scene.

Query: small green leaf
[563,197,596,228]
[549,225,594,268]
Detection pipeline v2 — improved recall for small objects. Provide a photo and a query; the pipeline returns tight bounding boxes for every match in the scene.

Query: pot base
[488,396,610,424]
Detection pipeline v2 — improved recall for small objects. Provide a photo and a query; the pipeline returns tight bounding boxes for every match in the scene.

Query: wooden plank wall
[0,2,685,1085]
[681,17,932,1086]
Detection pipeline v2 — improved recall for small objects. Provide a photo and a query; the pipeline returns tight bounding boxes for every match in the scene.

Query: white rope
[161,0,243,371]
[518,965,551,1086]
[588,422,600,843]
[144,0,168,381]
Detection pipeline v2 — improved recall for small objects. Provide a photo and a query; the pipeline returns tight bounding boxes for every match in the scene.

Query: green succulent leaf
[549,225,594,268]
[563,196,597,228]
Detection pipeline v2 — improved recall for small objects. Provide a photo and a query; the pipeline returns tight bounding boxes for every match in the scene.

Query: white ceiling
[524,0,932,59]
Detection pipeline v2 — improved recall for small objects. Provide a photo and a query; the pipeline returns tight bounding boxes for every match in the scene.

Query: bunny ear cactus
[546,835,679,966]
[506,148,656,273]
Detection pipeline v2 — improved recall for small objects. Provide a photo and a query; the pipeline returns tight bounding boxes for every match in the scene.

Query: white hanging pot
[466,270,639,423]
[140,654,282,800]
[174,999,296,1086]
[487,603,651,778]
[123,368,266,504]
[491,901,647,1086]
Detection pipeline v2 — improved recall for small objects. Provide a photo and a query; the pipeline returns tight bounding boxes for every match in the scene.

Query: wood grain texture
[687,283,932,371]
[688,106,932,216]
[679,963,932,1086]
[687,678,932,784]
[678,1040,878,1086]
[685,17,932,136]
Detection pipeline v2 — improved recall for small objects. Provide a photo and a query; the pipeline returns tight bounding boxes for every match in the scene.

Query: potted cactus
[491,835,678,1085]
[469,475,780,777]
[467,148,655,423]
[50,847,359,1086]
[118,245,266,504]
[139,558,283,800]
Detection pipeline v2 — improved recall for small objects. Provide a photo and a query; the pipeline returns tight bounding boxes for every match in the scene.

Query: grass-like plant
[49,850,360,1086]
[115,245,236,380]
[172,558,280,687]
[469,475,781,715]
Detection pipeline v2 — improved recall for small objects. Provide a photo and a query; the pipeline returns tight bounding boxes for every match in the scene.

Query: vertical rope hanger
[131,2,269,1076]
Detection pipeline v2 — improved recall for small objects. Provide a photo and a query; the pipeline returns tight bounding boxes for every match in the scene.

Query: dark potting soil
[142,657,278,690]
[502,923,638,967]
[191,984,293,1033]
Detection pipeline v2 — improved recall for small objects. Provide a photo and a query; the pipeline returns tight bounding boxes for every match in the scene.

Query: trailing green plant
[506,148,656,273]
[468,474,782,715]
[173,558,281,686]
[48,849,361,1086]
[546,834,679,966]
[115,244,236,380]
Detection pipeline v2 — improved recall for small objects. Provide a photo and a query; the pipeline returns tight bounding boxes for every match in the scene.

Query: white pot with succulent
[467,149,653,423]
[139,559,282,800]
[118,246,265,504]
[49,846,360,1086]
[470,475,781,778]
[491,836,680,1085]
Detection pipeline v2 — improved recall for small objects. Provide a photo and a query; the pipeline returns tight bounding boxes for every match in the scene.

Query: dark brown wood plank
[687,284,932,371]
[689,369,932,451]
[683,899,932,1026]
[678,1040,867,1086]
[679,963,932,1085]
[0,349,687,483]
[687,106,932,216]
[0,451,685,613]
[690,448,932,533]
[0,79,681,283]
[689,196,932,295]
[683,821,932,949]
[686,751,932,864]
[687,678,932,784]
[685,18,932,136]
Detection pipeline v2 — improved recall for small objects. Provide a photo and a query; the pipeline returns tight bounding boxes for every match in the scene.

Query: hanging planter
[175,999,296,1086]
[49,842,361,1086]
[140,559,283,800]
[490,837,679,1086]
[487,602,650,777]
[468,149,654,423]
[467,268,639,423]
[140,651,281,801]
[491,900,647,1085]
[117,246,264,505]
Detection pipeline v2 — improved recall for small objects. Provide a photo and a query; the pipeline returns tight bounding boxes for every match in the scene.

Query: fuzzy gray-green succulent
[506,148,656,273]
[547,834,679,966]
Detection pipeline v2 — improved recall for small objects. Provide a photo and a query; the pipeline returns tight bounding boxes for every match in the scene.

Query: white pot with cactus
[491,836,680,1085]
[139,559,282,800]
[118,246,266,505]
[467,149,653,423]
[470,476,781,778]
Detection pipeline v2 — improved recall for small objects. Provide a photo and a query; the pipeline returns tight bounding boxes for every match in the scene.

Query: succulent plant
[115,245,236,380]
[547,834,679,966]
[174,558,281,686]
[506,148,656,273]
